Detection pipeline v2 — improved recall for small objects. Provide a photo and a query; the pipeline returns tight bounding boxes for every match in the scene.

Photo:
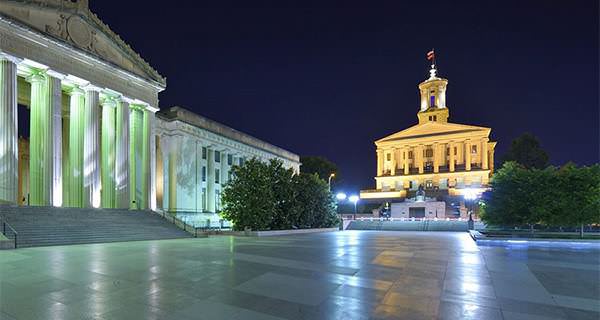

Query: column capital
[26,69,46,83]
[68,85,85,96]
[100,96,118,108]
[84,84,102,92]
[46,69,66,80]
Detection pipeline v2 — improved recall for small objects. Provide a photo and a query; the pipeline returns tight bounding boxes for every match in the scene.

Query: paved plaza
[0,231,598,320]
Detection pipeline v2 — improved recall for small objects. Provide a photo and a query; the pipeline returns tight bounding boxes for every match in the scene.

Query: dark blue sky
[91,0,598,192]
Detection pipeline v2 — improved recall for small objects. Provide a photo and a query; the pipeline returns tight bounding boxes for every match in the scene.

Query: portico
[0,0,166,209]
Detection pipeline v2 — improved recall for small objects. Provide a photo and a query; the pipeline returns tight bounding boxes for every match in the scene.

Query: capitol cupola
[417,50,449,124]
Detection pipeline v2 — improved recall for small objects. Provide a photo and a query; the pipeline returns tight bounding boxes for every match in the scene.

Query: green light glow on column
[101,97,117,208]
[28,71,52,206]
[0,58,18,204]
[115,100,129,209]
[141,109,151,210]
[129,105,143,209]
[67,86,85,207]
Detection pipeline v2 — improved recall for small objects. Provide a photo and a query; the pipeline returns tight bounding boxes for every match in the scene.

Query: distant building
[156,107,300,214]
[360,63,496,218]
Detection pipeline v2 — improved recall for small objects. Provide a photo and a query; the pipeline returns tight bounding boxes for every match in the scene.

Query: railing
[152,210,232,237]
[1,217,18,248]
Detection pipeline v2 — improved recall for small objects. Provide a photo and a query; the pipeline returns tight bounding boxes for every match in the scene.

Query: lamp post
[463,188,479,230]
[349,195,359,220]
[328,173,335,191]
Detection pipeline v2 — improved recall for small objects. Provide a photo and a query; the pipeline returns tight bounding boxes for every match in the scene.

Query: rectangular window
[471,145,477,154]
[454,147,457,155]
[425,149,433,157]
[202,166,206,182]
[430,95,435,107]
[215,169,220,184]
[240,157,245,166]
[227,154,233,165]
[386,153,391,161]
[433,115,437,121]
[202,147,207,160]
[446,147,450,156]
[408,151,413,159]
[215,151,221,163]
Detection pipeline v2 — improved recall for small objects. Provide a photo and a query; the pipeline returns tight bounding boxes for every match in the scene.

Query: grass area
[482,230,600,240]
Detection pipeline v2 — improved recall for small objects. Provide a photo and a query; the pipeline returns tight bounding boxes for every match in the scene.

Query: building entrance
[409,207,425,218]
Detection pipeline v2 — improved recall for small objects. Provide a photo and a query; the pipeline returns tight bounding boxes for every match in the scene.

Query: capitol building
[360,63,496,218]
[0,0,299,214]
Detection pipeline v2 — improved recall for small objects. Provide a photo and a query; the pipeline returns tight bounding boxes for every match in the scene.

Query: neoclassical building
[156,107,300,214]
[0,0,300,214]
[361,64,496,206]
[0,0,164,210]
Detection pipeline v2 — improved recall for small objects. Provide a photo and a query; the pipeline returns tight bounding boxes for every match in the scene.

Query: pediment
[376,121,490,145]
[0,0,165,86]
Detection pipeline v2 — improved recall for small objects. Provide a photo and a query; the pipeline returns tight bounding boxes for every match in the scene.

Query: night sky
[91,0,598,193]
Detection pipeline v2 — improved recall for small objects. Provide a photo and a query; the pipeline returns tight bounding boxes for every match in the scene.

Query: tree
[221,158,279,231]
[221,158,340,231]
[481,162,536,227]
[501,133,549,169]
[554,164,600,237]
[300,156,338,182]
[291,173,339,228]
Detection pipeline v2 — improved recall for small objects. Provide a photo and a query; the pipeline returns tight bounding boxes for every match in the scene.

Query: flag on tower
[427,49,435,61]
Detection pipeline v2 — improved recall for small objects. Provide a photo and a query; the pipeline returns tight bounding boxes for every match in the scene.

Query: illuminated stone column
[416,145,424,174]
[141,108,154,210]
[83,87,100,208]
[148,110,157,211]
[129,106,144,209]
[449,141,455,172]
[376,150,383,176]
[390,149,396,176]
[67,86,85,207]
[115,99,129,208]
[101,97,117,208]
[28,71,54,206]
[465,140,472,171]
[433,142,439,173]
[207,147,215,212]
[481,138,489,170]
[403,148,409,175]
[47,71,64,207]
[0,55,19,204]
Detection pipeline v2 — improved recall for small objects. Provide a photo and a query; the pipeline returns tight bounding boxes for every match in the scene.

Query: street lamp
[328,173,335,191]
[463,188,479,230]
[349,195,359,220]
[336,192,347,201]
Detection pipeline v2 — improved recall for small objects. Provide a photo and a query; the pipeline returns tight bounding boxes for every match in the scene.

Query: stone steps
[0,206,191,248]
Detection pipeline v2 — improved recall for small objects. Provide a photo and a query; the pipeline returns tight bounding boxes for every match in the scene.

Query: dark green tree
[300,156,338,182]
[222,158,340,231]
[221,158,278,231]
[554,163,600,237]
[501,133,549,169]
[291,173,339,228]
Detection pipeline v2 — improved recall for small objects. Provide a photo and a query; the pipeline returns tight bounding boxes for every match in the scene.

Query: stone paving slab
[0,232,598,319]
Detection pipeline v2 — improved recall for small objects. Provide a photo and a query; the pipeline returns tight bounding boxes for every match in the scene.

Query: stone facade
[156,107,300,214]
[360,63,496,204]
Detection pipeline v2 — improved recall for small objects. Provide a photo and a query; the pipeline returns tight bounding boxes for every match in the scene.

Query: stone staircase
[0,206,191,248]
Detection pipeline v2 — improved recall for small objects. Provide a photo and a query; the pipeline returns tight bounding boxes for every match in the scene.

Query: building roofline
[157,106,300,163]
